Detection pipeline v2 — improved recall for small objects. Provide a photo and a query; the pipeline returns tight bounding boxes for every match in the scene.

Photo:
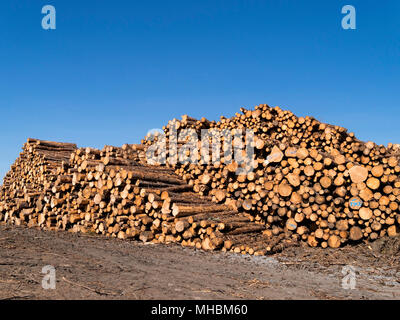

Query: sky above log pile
[0,0,399,179]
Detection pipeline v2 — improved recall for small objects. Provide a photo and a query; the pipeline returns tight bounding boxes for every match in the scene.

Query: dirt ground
[1,223,400,300]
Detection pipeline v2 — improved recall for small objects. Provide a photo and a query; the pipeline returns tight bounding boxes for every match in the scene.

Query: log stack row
[0,138,296,255]
[0,139,77,226]
[143,104,400,248]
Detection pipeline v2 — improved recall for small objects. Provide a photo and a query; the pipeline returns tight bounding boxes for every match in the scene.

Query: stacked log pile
[1,103,399,253]
[0,139,77,226]
[0,138,294,255]
[143,104,400,248]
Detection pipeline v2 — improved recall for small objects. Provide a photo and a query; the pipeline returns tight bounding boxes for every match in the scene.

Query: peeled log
[201,237,215,251]
[172,203,232,217]
[359,207,372,220]
[304,166,315,177]
[334,154,346,165]
[286,218,297,231]
[139,231,154,242]
[242,199,253,211]
[388,157,398,167]
[175,220,189,233]
[328,235,341,248]
[285,147,297,158]
[287,173,300,187]
[388,225,399,237]
[359,188,373,202]
[336,220,348,231]
[366,177,380,190]
[320,176,332,189]
[296,148,309,160]
[215,190,226,203]
[371,165,384,178]
[349,226,363,241]
[278,183,292,197]
[307,235,318,247]
[349,165,368,184]
[267,146,283,163]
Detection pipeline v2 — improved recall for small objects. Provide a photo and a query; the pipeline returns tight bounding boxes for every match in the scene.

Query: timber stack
[0,137,292,255]
[1,103,399,253]
[143,104,400,249]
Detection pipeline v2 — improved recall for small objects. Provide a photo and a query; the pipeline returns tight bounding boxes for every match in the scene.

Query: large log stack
[143,104,400,249]
[0,138,295,255]
[0,139,77,226]
[1,103,399,253]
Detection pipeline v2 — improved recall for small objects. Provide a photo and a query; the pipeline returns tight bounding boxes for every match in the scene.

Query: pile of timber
[0,139,77,225]
[0,138,294,255]
[143,104,400,249]
[2,103,399,252]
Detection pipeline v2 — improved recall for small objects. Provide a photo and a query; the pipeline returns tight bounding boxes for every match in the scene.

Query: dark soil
[1,224,400,300]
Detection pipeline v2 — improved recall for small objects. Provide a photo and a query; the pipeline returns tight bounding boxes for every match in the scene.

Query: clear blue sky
[1,0,399,179]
